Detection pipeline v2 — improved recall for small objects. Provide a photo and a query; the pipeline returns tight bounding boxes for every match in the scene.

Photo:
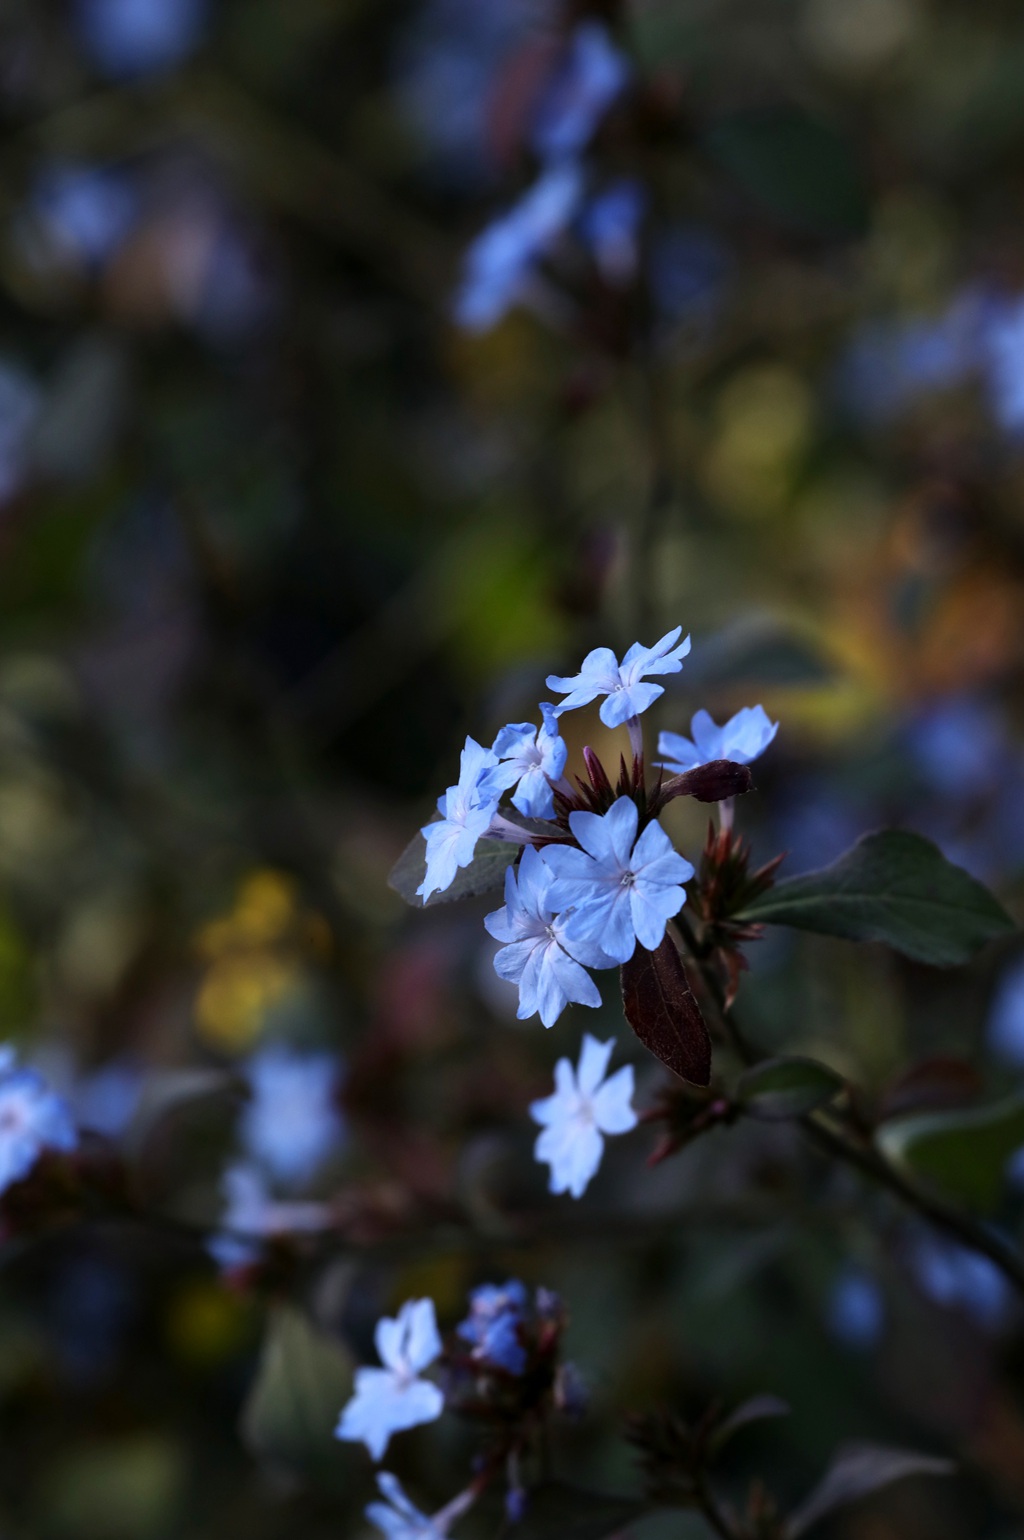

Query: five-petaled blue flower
[457,1279,528,1374]
[419,737,500,902]
[543,798,694,964]
[484,847,611,1027]
[335,1298,445,1461]
[546,626,691,729]
[240,1044,344,1189]
[531,22,629,163]
[366,1473,446,1540]
[530,1034,637,1198]
[658,705,778,775]
[0,1046,77,1196]
[487,704,567,820]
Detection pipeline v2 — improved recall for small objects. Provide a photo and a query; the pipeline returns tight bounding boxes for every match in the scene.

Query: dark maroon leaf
[655,760,753,810]
[621,938,712,1086]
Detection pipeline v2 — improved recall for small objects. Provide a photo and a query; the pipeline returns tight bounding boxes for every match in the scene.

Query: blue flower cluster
[454,21,637,330]
[418,626,778,1033]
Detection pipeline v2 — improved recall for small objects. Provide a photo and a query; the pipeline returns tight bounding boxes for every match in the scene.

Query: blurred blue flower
[484,846,608,1028]
[454,162,583,332]
[906,697,1005,798]
[649,225,731,334]
[987,956,1024,1068]
[73,1059,143,1138]
[335,1298,445,1461]
[419,736,501,901]
[546,626,692,728]
[0,360,41,505]
[207,1162,328,1272]
[367,1473,445,1540]
[240,1044,344,1188]
[658,705,778,774]
[457,1279,528,1373]
[580,179,646,285]
[30,161,138,268]
[0,1047,77,1195]
[909,1234,1010,1328]
[49,1252,135,1384]
[545,799,693,965]
[488,702,567,819]
[826,1267,885,1349]
[73,0,207,79]
[530,1033,637,1198]
[982,295,1024,434]
[531,22,629,163]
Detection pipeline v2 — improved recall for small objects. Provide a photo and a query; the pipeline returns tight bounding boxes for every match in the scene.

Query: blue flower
[580,179,646,285]
[207,1163,328,1272]
[73,0,207,79]
[529,1034,637,1199]
[0,1048,77,1195]
[457,1279,529,1374]
[531,22,629,162]
[909,1235,1010,1329]
[240,1045,344,1188]
[487,704,567,819]
[454,162,583,333]
[335,1298,445,1461]
[419,737,501,902]
[982,294,1024,433]
[366,1473,445,1540]
[543,798,694,964]
[546,626,691,729]
[484,847,610,1028]
[827,1267,885,1350]
[987,956,1024,1067]
[30,161,138,268]
[658,705,778,774]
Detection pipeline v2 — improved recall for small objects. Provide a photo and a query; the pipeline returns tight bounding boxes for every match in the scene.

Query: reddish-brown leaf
[621,938,712,1086]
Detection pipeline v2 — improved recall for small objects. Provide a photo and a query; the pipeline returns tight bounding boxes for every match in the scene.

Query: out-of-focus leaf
[878,1056,982,1120]
[876,1095,1024,1212]
[125,1069,236,1159]
[684,615,837,689]
[38,1434,184,1539]
[709,1394,791,1457]
[706,109,869,237]
[785,1443,954,1537]
[506,1482,649,1539]
[387,831,517,907]
[738,832,1015,966]
[240,1306,353,1484]
[737,1058,845,1121]
[621,937,711,1086]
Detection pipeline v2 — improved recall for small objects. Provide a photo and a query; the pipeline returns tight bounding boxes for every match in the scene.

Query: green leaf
[505,1482,650,1540]
[706,109,868,237]
[240,1306,353,1486]
[736,1058,845,1121]
[708,1394,790,1458]
[785,1443,954,1537]
[876,1095,1024,1212]
[387,831,518,908]
[737,831,1015,967]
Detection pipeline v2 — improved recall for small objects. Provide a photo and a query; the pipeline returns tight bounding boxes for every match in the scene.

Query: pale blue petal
[512,765,555,819]
[720,704,778,763]
[577,1034,614,1095]
[592,1065,637,1134]
[537,1118,605,1197]
[515,845,553,917]
[403,1298,442,1372]
[600,680,663,727]
[629,885,683,951]
[690,709,723,759]
[531,941,571,1027]
[548,945,603,1008]
[561,887,634,963]
[656,730,702,772]
[529,1059,576,1124]
[374,1315,405,1372]
[492,721,536,759]
[493,938,539,986]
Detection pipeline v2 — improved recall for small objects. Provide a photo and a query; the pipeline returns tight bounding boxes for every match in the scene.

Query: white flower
[529,1035,637,1199]
[335,1298,444,1461]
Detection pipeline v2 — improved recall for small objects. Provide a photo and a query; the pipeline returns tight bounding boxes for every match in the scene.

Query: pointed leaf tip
[621,937,712,1086]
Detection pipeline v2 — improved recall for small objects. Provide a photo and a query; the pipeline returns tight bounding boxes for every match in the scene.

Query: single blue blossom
[488,704,567,819]
[658,705,778,774]
[982,294,1024,434]
[530,1034,637,1198]
[484,846,610,1027]
[207,1163,328,1272]
[546,626,691,729]
[579,179,646,285]
[0,1048,77,1195]
[909,1234,1010,1329]
[454,162,583,332]
[240,1045,344,1188]
[827,1267,885,1350]
[457,1280,528,1374]
[543,798,693,964]
[987,956,1024,1068]
[30,161,138,268]
[419,737,501,902]
[73,0,207,79]
[531,22,629,162]
[366,1473,445,1540]
[335,1298,445,1461]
